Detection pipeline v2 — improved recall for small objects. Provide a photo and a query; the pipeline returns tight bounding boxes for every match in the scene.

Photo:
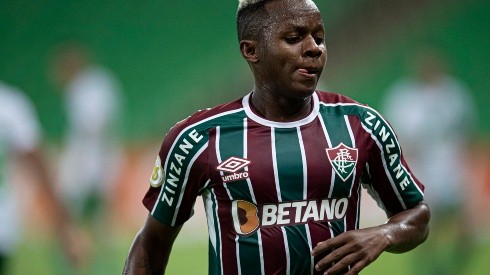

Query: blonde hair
[238,0,265,11]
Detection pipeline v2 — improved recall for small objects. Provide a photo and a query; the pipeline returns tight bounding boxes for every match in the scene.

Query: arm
[123,214,182,275]
[311,200,430,275]
[20,148,84,266]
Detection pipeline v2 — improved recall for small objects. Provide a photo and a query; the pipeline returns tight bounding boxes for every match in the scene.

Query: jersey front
[143,91,424,275]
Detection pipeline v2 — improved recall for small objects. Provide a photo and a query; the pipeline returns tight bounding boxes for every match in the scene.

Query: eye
[285,35,301,44]
[314,36,324,45]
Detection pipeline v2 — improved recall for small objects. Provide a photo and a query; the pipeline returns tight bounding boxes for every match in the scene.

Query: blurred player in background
[383,48,476,274]
[49,42,123,267]
[0,81,82,273]
[124,0,430,274]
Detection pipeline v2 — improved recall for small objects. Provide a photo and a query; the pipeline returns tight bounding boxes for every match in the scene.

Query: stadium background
[1,0,489,274]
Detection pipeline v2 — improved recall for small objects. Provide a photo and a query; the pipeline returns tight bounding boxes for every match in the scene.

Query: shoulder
[315,90,361,105]
[315,90,374,116]
[161,97,245,143]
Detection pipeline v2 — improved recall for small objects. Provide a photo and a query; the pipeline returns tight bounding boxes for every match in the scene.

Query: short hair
[236,0,275,41]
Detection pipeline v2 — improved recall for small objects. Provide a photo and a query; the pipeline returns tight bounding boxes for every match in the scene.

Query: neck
[249,88,314,122]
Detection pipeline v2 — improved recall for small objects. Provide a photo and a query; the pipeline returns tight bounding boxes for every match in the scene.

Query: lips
[297,67,319,78]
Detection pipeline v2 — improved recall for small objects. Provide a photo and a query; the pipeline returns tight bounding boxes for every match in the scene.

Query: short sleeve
[142,117,210,227]
[360,107,424,215]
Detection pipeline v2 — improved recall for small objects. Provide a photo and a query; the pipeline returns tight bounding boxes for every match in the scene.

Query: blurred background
[1,0,489,274]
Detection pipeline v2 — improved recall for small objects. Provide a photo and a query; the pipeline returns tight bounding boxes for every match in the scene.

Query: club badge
[326,143,358,181]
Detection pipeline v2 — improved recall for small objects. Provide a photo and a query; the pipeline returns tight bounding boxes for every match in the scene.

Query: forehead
[264,0,322,26]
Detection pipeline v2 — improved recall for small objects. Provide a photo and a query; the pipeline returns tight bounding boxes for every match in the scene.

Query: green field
[8,231,489,274]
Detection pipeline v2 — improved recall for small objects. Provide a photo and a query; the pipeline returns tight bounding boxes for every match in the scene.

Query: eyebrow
[280,22,324,33]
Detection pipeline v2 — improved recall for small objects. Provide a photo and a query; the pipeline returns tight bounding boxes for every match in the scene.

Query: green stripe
[286,225,312,273]
[320,111,354,198]
[216,119,262,275]
[274,128,312,271]
[218,124,251,200]
[238,234,262,274]
[274,128,304,201]
[319,105,357,235]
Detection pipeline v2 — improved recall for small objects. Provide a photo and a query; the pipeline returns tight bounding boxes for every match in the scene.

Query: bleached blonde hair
[238,0,266,11]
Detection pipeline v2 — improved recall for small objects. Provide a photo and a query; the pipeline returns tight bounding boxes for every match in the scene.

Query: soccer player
[123,0,430,274]
[0,80,83,272]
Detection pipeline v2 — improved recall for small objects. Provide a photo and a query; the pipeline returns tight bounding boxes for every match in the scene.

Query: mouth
[297,67,319,78]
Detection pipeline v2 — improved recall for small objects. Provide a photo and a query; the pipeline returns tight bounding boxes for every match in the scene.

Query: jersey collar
[242,91,319,128]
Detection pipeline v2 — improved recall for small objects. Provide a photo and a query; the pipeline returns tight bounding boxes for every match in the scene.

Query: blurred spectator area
[2,0,490,243]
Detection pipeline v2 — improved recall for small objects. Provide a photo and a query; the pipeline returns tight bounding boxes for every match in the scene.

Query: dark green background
[1,0,489,142]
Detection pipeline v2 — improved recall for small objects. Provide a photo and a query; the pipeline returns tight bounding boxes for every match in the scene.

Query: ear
[240,40,259,63]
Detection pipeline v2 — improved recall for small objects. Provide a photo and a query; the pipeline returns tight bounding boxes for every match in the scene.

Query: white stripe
[297,127,314,273]
[296,127,308,200]
[204,189,224,275]
[171,142,208,225]
[344,115,357,198]
[282,227,291,275]
[198,179,212,194]
[203,190,218,257]
[355,184,362,229]
[304,223,314,275]
[242,118,264,275]
[318,114,336,237]
[318,114,336,198]
[271,128,283,202]
[235,235,242,275]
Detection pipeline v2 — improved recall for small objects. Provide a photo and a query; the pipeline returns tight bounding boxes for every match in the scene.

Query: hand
[311,226,391,275]
[59,224,90,268]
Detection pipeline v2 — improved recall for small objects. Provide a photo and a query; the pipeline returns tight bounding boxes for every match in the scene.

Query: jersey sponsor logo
[364,111,412,191]
[149,156,164,187]
[326,143,358,181]
[231,198,348,236]
[216,156,251,183]
[161,129,204,206]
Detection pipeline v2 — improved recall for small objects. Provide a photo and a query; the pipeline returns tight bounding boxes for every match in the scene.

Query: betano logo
[231,198,349,236]
[216,156,251,183]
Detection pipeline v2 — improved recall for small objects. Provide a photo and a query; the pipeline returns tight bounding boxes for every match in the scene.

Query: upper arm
[124,214,183,274]
[141,214,183,247]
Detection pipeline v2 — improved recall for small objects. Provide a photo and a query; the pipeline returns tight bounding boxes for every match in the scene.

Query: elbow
[418,201,431,245]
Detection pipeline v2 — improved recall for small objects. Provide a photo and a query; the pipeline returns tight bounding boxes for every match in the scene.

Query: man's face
[255,0,327,99]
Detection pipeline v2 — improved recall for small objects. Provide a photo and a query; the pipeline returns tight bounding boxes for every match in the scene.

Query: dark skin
[123,1,430,274]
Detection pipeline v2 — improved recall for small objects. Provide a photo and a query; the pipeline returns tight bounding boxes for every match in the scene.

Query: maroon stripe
[300,119,334,255]
[301,119,331,200]
[246,119,288,274]
[246,119,280,204]
[260,227,288,275]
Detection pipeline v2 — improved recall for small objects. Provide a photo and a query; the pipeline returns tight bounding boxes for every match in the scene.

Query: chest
[206,121,368,204]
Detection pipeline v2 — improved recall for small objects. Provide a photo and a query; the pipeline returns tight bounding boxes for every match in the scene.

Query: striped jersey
[143,91,424,275]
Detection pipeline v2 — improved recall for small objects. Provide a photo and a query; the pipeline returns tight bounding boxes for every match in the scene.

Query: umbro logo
[217,156,251,183]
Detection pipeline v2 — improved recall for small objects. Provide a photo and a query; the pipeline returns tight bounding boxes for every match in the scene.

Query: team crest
[149,156,165,187]
[326,143,358,181]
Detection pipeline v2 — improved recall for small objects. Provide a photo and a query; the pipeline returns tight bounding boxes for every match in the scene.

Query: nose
[303,35,323,59]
